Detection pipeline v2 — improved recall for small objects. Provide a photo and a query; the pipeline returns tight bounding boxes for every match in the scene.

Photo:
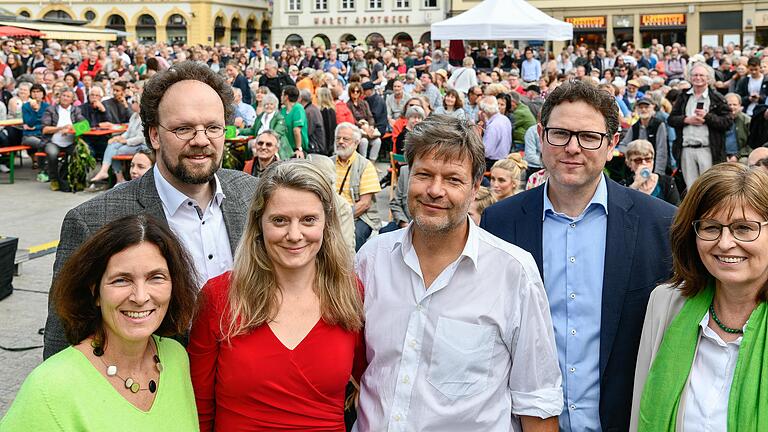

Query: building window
[395,0,410,8]
[288,0,301,12]
[423,0,436,7]
[369,0,382,9]
[341,0,355,10]
[315,0,328,10]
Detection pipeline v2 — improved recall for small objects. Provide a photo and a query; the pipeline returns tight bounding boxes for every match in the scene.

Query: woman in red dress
[188,160,365,432]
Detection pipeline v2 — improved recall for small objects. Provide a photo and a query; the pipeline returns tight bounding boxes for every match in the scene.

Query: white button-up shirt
[682,312,743,432]
[354,218,563,432]
[153,165,233,287]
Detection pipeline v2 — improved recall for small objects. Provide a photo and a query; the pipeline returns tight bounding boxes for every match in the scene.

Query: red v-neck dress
[188,272,366,432]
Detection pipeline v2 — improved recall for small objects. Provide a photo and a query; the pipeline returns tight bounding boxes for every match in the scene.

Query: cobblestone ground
[0,158,94,416]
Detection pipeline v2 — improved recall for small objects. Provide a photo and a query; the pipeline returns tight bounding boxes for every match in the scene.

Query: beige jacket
[630,284,697,432]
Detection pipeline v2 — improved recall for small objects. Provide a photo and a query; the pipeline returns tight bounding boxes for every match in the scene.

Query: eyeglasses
[630,156,654,164]
[254,140,275,148]
[693,219,768,242]
[350,89,361,94]
[543,127,610,150]
[336,136,355,143]
[159,124,225,140]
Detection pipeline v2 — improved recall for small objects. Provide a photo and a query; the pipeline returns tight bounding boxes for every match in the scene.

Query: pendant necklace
[92,337,163,393]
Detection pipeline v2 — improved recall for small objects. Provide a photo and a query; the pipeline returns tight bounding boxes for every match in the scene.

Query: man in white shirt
[354,114,563,432]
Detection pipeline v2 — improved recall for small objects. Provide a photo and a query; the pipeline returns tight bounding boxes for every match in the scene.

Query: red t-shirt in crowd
[188,272,366,432]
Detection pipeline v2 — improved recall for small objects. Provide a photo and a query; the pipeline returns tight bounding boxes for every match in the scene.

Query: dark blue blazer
[480,178,676,432]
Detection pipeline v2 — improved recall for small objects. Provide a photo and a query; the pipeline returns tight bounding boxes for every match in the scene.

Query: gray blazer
[43,168,258,359]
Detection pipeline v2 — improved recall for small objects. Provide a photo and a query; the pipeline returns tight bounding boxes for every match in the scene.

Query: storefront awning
[0,20,117,41]
[0,25,43,38]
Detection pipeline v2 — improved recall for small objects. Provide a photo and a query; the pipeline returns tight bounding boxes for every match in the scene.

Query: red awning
[0,26,43,38]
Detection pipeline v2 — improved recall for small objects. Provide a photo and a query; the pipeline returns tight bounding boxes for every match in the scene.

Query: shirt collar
[686,86,710,98]
[542,174,608,221]
[153,165,225,217]
[699,311,744,346]
[392,215,480,270]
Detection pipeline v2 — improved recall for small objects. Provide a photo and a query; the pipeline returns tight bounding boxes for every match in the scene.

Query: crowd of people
[1,34,768,432]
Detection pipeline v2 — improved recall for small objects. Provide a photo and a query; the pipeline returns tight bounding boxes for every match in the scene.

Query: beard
[160,145,221,185]
[336,144,356,159]
[410,193,473,236]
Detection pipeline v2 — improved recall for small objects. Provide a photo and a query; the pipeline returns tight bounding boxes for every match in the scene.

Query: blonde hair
[491,152,528,188]
[223,160,363,341]
[316,87,335,109]
[484,83,508,96]
[474,186,497,215]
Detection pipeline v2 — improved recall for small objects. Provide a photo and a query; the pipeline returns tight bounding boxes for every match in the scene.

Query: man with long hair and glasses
[43,61,258,359]
[481,80,677,432]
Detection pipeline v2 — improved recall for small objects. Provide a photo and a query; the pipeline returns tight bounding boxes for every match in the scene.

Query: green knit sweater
[0,336,198,431]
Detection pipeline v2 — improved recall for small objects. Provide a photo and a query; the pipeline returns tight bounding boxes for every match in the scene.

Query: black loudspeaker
[0,237,18,300]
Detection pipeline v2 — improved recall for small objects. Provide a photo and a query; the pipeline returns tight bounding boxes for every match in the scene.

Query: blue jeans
[354,219,373,251]
[103,143,142,173]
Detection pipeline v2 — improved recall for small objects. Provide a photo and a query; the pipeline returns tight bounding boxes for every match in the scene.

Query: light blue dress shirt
[542,174,608,432]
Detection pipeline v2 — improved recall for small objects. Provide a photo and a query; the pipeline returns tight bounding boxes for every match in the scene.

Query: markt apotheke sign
[314,15,410,25]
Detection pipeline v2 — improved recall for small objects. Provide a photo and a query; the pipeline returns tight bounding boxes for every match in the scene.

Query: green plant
[67,138,96,192]
[222,145,241,170]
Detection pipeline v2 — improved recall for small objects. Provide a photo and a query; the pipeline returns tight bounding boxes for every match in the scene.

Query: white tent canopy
[431,0,573,41]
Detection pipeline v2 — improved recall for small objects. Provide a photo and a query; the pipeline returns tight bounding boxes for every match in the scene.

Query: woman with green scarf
[630,162,768,432]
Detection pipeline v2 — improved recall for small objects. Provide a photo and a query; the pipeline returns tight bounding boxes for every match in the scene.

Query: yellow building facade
[0,0,271,46]
[449,0,763,52]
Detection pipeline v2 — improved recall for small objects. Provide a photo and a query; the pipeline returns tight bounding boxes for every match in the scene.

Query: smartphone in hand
[696,101,704,110]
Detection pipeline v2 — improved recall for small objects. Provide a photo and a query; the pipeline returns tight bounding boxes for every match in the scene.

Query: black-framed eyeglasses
[543,127,610,150]
[693,219,768,242]
[159,124,225,140]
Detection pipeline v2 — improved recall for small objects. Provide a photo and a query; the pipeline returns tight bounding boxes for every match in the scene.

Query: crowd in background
[0,35,768,239]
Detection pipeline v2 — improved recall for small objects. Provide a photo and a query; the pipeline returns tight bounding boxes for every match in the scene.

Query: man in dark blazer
[481,81,676,432]
[43,61,258,359]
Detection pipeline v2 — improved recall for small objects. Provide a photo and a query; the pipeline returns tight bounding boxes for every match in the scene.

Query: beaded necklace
[709,301,745,335]
[92,337,163,393]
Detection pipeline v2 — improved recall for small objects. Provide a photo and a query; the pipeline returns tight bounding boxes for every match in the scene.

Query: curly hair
[140,60,234,145]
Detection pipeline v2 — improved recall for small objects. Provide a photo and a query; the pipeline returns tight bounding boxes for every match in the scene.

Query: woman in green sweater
[0,215,199,431]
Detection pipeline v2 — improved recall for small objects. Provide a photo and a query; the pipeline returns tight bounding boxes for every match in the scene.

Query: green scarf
[638,283,768,431]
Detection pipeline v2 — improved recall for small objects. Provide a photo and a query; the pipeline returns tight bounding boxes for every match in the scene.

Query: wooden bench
[0,145,31,184]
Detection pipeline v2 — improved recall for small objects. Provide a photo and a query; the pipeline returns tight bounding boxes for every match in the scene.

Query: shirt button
[187,202,193,206]
[402,375,410,384]
[202,221,206,225]
[569,404,576,410]
[208,254,213,260]
[409,339,417,348]
[570,223,576,228]
[569,367,576,373]
[416,304,423,311]
[570,292,576,299]
[571,329,577,335]
[394,414,401,421]
[569,256,576,263]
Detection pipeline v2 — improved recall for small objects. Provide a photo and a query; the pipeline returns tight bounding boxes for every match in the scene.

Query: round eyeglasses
[159,124,225,140]
[693,219,768,242]
[543,127,610,150]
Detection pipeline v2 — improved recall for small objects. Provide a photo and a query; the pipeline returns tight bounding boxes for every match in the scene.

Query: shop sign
[613,15,633,28]
[641,14,686,27]
[313,15,410,25]
[565,16,606,29]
